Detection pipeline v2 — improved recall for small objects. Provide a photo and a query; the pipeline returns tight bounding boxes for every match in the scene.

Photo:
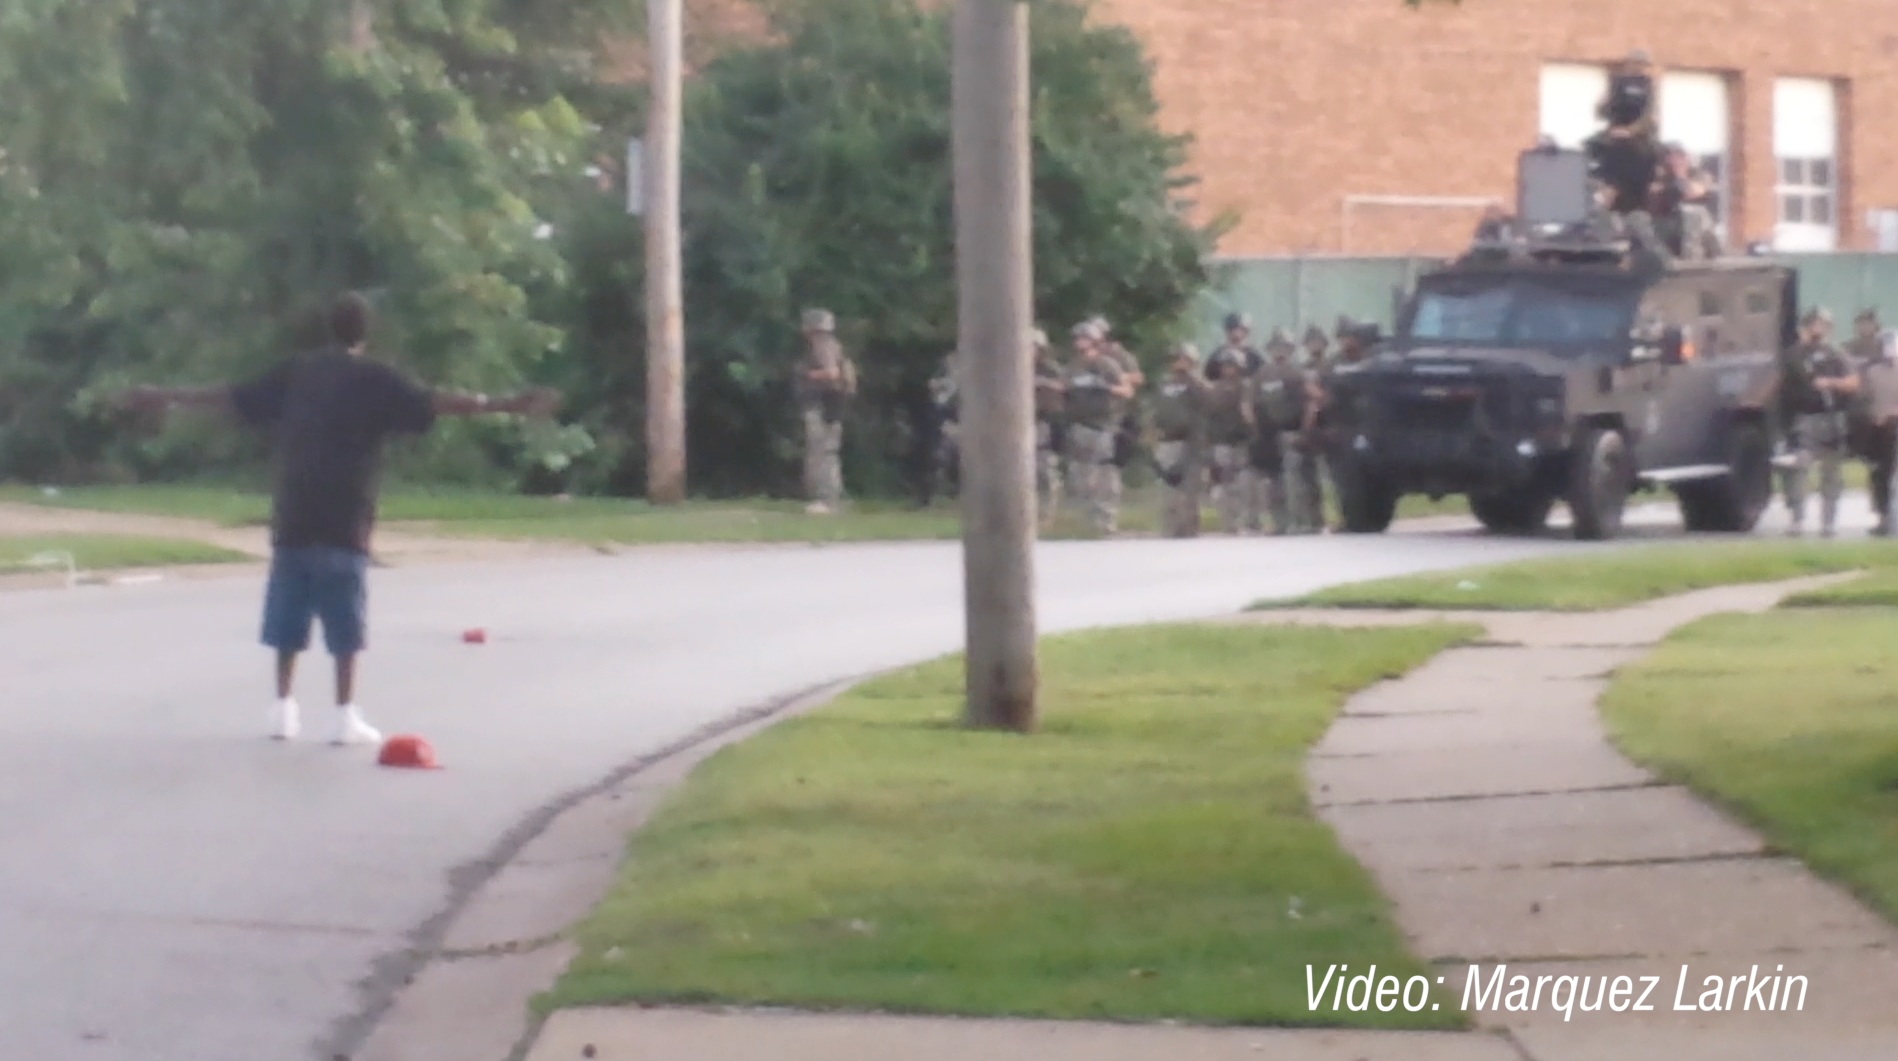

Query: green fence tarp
[1196,253,1898,348]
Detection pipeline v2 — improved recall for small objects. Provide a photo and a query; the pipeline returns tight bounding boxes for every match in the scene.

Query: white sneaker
[330,706,383,747]
[270,698,301,741]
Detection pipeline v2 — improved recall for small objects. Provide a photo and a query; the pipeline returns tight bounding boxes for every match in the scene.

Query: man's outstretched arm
[119,384,237,415]
[429,388,561,418]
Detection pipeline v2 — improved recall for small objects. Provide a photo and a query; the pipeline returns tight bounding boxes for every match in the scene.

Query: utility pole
[644,0,687,504]
[952,0,1038,732]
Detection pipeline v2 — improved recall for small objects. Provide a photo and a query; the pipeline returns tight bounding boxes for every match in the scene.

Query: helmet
[1803,306,1833,326]
[1030,327,1049,349]
[1223,312,1252,333]
[1856,309,1880,325]
[1171,342,1200,363]
[1266,326,1296,352]
[1087,315,1111,335]
[801,308,835,333]
[1336,315,1359,335]
[1071,321,1104,342]
[1303,324,1330,347]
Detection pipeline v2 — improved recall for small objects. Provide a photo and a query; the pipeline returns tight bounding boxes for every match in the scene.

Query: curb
[335,679,859,1061]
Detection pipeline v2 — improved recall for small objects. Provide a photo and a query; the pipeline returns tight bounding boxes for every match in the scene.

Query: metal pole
[644,0,687,504]
[953,0,1038,732]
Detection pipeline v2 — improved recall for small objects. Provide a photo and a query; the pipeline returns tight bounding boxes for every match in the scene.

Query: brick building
[1093,0,1898,257]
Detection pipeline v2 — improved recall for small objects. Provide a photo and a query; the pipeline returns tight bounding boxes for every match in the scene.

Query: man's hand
[511,387,563,419]
[116,385,171,414]
[112,384,230,416]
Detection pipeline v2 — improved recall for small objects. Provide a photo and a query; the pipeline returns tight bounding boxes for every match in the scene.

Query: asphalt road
[0,505,1859,1061]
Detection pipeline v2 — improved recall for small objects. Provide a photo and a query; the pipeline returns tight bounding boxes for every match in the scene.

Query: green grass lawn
[1602,607,1898,924]
[1781,566,1898,608]
[0,484,274,526]
[546,622,1478,1029]
[0,534,249,572]
[1258,540,1898,612]
[1,481,1466,545]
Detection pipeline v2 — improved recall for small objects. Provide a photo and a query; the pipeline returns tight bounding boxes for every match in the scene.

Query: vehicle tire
[1566,427,1631,541]
[1334,461,1399,534]
[1676,422,1773,533]
[1469,490,1555,535]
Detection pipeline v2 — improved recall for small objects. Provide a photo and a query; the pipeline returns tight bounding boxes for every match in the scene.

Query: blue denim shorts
[261,547,369,657]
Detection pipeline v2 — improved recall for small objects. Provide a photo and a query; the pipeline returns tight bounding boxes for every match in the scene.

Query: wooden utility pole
[952,0,1038,732]
[644,0,687,504]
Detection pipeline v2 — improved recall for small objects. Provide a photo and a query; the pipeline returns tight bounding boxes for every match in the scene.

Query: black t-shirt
[231,347,437,554]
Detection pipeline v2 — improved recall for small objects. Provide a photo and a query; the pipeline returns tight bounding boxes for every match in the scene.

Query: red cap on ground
[462,628,488,644]
[378,735,442,770]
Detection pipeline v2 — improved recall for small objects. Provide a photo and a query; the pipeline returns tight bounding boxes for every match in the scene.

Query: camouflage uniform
[1150,345,1208,538]
[1206,312,1266,381]
[1063,323,1130,534]
[1032,329,1066,531]
[1205,357,1256,534]
[925,352,960,503]
[1285,324,1332,533]
[1654,149,1724,262]
[1249,327,1307,535]
[797,309,848,513]
[1845,311,1897,534]
[1091,317,1144,503]
[1585,51,1665,259]
[1779,308,1859,537]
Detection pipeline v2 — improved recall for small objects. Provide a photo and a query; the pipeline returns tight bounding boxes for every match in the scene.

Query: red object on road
[378,735,443,770]
[462,628,488,644]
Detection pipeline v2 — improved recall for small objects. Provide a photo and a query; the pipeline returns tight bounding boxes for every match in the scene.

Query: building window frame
[1772,77,1841,252]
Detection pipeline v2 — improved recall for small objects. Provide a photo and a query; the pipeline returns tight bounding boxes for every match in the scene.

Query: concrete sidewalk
[401,575,1898,1061]
[526,1009,1524,1061]
[1284,576,1898,1061]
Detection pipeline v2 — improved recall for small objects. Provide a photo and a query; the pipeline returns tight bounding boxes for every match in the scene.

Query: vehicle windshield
[1404,282,1633,348]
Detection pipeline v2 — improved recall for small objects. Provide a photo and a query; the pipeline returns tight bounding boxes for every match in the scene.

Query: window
[1745,290,1773,315]
[1660,71,1733,237]
[1407,283,1634,348]
[1539,64,1609,149]
[1411,288,1513,343]
[1698,291,1724,317]
[1773,79,1840,251]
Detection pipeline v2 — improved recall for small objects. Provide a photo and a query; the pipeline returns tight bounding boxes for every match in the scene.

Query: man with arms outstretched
[124,293,559,745]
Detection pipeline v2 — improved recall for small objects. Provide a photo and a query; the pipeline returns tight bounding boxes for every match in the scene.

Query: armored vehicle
[1322,147,1788,540]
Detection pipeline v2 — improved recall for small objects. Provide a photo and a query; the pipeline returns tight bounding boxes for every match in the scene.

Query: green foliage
[617,0,1225,497]
[1,0,1221,498]
[550,622,1476,1025]
[0,0,634,483]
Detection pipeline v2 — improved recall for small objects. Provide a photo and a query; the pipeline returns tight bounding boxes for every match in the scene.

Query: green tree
[0,0,632,483]
[558,0,1227,498]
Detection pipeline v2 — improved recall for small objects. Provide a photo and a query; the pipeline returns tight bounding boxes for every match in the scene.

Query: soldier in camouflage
[1287,324,1332,533]
[1845,309,1897,534]
[1249,327,1306,535]
[1207,312,1266,380]
[923,350,960,505]
[1205,350,1256,534]
[1090,316,1145,503]
[1779,307,1860,537]
[797,308,850,515]
[1062,321,1136,535]
[1032,328,1066,532]
[1150,343,1209,538]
